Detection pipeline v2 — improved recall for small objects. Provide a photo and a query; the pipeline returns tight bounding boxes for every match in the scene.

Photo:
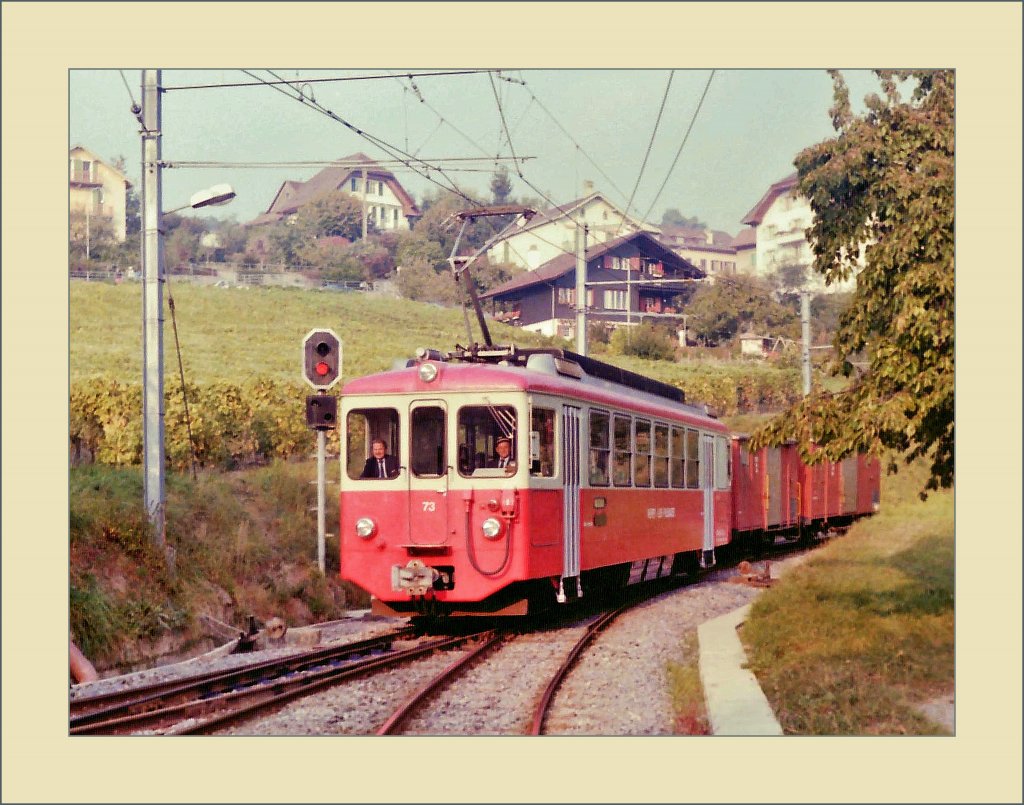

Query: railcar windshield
[346,408,400,480]
[457,404,518,477]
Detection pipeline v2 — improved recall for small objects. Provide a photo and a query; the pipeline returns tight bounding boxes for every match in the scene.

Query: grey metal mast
[141,69,166,550]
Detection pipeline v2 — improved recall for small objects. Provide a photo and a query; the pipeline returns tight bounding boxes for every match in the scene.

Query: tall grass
[742,459,954,734]
[70,461,364,669]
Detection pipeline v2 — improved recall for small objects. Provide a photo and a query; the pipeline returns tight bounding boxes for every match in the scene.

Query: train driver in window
[360,438,400,479]
[487,436,516,473]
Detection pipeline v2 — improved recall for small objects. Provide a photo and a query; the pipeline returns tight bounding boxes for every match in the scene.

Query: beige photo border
[3,2,1021,803]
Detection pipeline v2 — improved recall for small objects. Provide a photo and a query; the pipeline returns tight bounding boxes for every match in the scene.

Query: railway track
[69,627,491,735]
[373,602,635,736]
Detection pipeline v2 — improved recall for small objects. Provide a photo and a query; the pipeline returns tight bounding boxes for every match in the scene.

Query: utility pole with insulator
[141,69,166,554]
[575,219,587,355]
[801,290,812,396]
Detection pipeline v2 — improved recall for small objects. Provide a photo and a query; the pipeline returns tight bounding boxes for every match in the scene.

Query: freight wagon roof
[342,360,728,432]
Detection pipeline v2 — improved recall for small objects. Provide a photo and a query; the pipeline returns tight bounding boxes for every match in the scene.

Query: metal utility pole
[361,168,368,239]
[801,290,812,396]
[141,69,166,552]
[316,430,327,574]
[575,220,587,355]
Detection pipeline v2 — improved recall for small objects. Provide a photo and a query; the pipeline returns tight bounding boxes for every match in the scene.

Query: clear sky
[69,68,882,235]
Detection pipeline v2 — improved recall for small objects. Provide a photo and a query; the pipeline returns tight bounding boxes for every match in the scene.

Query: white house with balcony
[485,181,659,270]
[248,152,421,233]
[740,173,856,293]
[69,146,132,242]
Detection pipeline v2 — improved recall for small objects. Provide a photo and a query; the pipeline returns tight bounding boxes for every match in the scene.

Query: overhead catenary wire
[248,69,578,267]
[162,69,494,91]
[612,70,675,242]
[516,72,629,206]
[641,70,715,224]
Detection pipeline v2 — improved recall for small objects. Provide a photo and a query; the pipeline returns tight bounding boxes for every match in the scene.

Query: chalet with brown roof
[482,230,703,339]
[248,152,421,232]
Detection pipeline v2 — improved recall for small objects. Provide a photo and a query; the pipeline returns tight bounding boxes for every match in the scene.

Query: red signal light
[315,361,331,376]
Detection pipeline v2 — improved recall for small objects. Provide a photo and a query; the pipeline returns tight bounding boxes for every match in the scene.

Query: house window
[558,287,575,305]
[393,207,399,226]
[700,259,707,270]
[603,290,627,310]
[351,178,358,192]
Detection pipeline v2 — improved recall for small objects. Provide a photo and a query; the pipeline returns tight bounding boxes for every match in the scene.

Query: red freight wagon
[730,437,802,540]
[800,449,881,531]
[338,346,732,617]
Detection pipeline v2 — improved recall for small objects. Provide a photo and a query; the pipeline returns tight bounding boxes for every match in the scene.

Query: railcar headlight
[481,517,503,540]
[418,362,438,382]
[355,517,377,539]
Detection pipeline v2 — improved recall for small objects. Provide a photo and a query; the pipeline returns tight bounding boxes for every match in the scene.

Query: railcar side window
[670,426,685,488]
[685,428,700,489]
[612,415,632,486]
[457,405,517,477]
[346,408,400,480]
[411,406,446,477]
[530,407,555,477]
[589,410,610,486]
[653,424,669,488]
[634,419,651,487]
[715,436,730,489]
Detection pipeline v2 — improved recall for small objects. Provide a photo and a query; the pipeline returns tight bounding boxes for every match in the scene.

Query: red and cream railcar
[338,347,733,617]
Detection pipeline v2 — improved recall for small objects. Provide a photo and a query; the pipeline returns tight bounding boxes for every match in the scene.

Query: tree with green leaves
[490,165,513,205]
[660,208,707,229]
[293,190,365,240]
[752,70,954,494]
[685,275,799,345]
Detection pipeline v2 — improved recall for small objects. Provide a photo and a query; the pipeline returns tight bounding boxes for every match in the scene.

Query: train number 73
[421,501,436,512]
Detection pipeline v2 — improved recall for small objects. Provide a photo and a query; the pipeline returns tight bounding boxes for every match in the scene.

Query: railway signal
[305,393,337,430]
[302,328,342,576]
[302,328,342,389]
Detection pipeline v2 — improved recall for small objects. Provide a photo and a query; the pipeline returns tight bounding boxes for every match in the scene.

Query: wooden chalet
[481,231,704,338]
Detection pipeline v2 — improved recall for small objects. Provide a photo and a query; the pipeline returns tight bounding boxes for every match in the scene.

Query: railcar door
[766,446,782,526]
[561,405,582,592]
[841,456,858,514]
[407,401,449,545]
[701,433,716,567]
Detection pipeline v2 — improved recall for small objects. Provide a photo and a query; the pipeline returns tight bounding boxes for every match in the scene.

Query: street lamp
[164,183,236,216]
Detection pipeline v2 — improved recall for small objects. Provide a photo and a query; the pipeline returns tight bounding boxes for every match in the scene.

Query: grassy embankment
[668,459,953,735]
[69,282,803,671]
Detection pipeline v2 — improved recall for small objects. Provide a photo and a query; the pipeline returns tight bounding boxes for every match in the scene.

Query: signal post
[302,329,342,574]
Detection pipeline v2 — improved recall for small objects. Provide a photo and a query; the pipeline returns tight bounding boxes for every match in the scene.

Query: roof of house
[251,152,421,225]
[731,228,757,249]
[490,191,659,243]
[661,225,735,248]
[740,172,799,226]
[481,230,702,299]
[69,145,131,185]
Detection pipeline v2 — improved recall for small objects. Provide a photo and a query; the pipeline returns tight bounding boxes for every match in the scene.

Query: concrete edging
[698,603,784,736]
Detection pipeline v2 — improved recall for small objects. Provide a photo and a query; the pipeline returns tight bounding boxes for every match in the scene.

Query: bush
[609,322,676,360]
